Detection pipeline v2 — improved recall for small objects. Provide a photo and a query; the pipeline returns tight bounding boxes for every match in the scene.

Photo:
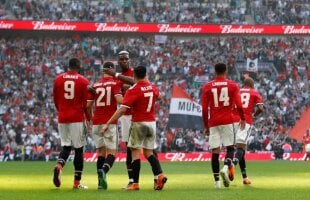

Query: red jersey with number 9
[53,71,90,123]
[121,80,159,122]
[201,77,243,128]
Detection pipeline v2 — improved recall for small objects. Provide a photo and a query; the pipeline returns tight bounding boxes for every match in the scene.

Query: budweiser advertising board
[0,20,309,34]
[82,152,307,162]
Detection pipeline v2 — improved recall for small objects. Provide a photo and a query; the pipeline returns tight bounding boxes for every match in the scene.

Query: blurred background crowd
[0,0,309,161]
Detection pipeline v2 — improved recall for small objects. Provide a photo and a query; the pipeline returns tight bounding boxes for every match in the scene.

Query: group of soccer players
[52,50,264,190]
[52,51,167,190]
[201,63,264,188]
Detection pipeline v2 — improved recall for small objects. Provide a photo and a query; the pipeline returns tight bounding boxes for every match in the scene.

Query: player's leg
[209,126,222,188]
[92,124,107,189]
[125,122,143,190]
[53,123,72,187]
[234,124,252,184]
[142,122,167,190]
[71,122,88,189]
[120,115,134,188]
[99,124,117,190]
[220,124,236,187]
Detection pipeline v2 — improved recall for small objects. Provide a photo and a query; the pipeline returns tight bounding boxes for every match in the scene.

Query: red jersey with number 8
[233,87,263,124]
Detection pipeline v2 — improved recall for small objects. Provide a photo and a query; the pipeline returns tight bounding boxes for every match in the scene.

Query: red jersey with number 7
[201,77,244,128]
[53,71,90,123]
[121,80,159,122]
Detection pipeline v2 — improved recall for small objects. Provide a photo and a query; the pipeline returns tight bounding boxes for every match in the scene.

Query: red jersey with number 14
[122,80,159,122]
[233,86,263,124]
[201,77,244,128]
[88,77,122,124]
[53,71,90,123]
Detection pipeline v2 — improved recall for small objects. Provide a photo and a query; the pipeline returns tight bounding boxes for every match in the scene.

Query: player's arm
[85,100,94,121]
[201,87,210,135]
[100,106,128,135]
[253,103,264,118]
[104,68,135,85]
[115,94,123,104]
[234,86,246,130]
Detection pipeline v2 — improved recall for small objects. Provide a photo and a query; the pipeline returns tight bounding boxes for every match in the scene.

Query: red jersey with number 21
[201,77,243,128]
[89,77,122,125]
[121,80,159,122]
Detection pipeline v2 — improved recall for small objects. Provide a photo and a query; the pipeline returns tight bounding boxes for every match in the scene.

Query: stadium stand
[0,0,309,160]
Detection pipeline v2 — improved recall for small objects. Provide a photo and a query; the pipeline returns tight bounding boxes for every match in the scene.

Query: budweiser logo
[32,21,76,30]
[96,23,139,32]
[220,25,264,34]
[158,24,202,33]
[283,26,310,34]
[0,21,14,29]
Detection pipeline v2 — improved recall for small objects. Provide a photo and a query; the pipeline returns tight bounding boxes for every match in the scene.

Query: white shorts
[92,124,117,150]
[58,122,87,148]
[305,144,310,153]
[209,124,235,150]
[120,115,132,142]
[234,122,252,144]
[128,121,156,150]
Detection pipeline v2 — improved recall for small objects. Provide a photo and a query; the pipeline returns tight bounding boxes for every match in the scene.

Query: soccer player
[86,62,123,190]
[201,63,245,189]
[53,58,91,189]
[303,130,310,161]
[232,77,264,184]
[100,65,167,191]
[103,50,135,189]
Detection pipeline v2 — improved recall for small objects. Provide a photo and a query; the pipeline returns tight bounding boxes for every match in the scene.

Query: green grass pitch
[0,161,309,200]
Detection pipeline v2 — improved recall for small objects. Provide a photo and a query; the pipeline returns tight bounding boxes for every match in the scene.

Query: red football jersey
[201,77,244,128]
[53,71,90,123]
[233,86,264,124]
[89,77,122,125]
[303,133,310,144]
[119,67,134,115]
[122,80,159,122]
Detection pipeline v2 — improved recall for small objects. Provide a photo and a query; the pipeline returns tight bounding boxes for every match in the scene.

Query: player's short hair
[244,77,254,88]
[103,61,114,69]
[118,50,129,60]
[214,63,227,75]
[134,65,146,79]
[69,58,81,70]
[118,50,129,56]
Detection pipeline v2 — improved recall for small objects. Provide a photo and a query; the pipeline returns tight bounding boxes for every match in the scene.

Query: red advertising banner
[0,20,309,34]
[84,152,307,162]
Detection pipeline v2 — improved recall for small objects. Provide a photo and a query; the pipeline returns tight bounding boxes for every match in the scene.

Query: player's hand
[204,128,210,136]
[86,120,93,132]
[103,68,116,76]
[87,85,96,94]
[239,120,246,131]
[99,124,109,135]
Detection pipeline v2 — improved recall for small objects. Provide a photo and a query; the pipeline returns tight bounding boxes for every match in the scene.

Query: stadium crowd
[0,33,308,161]
[0,0,309,24]
[0,0,309,161]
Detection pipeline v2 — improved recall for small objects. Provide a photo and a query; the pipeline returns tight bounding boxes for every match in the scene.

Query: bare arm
[103,68,135,85]
[253,103,264,118]
[99,106,127,135]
